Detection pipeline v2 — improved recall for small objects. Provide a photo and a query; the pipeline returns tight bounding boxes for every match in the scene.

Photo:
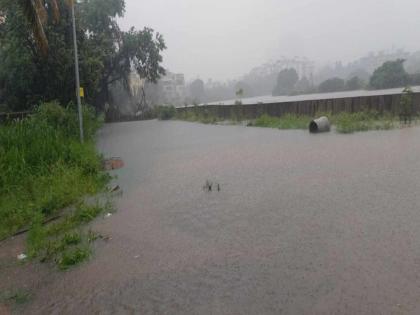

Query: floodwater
[2,120,420,314]
[203,85,420,106]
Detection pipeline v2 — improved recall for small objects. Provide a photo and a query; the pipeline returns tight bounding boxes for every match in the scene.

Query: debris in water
[203,180,213,191]
[109,185,120,192]
[103,157,125,171]
[203,180,221,192]
[17,253,27,261]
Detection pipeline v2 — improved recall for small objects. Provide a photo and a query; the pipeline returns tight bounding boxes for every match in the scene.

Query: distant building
[160,72,186,105]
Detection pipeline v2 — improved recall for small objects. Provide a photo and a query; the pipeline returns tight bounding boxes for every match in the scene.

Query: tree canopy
[346,76,364,91]
[0,0,166,112]
[369,59,409,89]
[272,68,299,96]
[318,77,345,93]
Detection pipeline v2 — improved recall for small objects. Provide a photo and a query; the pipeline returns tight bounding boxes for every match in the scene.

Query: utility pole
[71,0,84,143]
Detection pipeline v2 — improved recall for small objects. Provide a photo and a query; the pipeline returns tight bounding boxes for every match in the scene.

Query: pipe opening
[309,121,318,133]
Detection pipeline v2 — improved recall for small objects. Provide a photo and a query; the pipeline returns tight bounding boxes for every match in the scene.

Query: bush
[156,106,176,120]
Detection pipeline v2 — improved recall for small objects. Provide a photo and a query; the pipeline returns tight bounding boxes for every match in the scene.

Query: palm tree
[17,0,60,55]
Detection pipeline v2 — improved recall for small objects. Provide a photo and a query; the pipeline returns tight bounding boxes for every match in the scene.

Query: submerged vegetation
[0,102,111,269]
[167,105,415,134]
[250,114,310,129]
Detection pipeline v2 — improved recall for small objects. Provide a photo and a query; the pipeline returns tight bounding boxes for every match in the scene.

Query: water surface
[4,120,420,314]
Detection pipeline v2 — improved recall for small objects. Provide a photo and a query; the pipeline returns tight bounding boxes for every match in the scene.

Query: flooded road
[4,120,420,314]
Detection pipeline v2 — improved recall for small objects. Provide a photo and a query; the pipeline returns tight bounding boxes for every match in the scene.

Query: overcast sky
[120,0,420,81]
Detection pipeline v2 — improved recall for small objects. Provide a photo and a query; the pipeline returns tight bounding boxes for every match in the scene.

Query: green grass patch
[0,102,108,239]
[26,200,112,268]
[173,106,412,134]
[0,289,31,305]
[0,101,112,269]
[57,246,91,270]
[251,114,311,129]
[333,111,397,133]
[175,108,221,124]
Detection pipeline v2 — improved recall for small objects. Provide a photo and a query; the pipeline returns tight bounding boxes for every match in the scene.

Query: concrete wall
[176,92,420,120]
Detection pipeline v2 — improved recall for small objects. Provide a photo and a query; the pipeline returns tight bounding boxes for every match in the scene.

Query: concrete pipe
[309,116,331,133]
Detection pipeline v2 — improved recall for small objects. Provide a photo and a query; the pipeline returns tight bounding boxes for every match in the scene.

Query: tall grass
[0,101,108,241]
[333,111,396,133]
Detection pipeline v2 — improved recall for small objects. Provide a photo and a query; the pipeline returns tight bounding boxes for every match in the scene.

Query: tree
[294,77,311,94]
[370,59,409,89]
[189,79,205,103]
[14,0,60,55]
[236,88,244,98]
[399,86,414,123]
[272,68,299,96]
[0,0,166,113]
[318,77,345,93]
[346,76,364,91]
[235,81,252,98]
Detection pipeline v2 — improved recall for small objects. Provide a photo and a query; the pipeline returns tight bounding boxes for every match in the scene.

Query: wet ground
[2,120,420,314]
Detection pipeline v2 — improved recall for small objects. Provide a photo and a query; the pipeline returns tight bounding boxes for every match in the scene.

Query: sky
[119,0,420,81]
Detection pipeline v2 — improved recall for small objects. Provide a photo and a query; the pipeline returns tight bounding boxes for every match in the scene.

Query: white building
[160,72,186,105]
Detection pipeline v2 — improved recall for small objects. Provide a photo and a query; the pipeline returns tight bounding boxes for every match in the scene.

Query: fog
[120,0,420,81]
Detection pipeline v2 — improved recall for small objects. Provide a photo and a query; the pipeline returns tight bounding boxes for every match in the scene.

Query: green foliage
[370,59,409,89]
[0,0,166,112]
[155,106,176,120]
[399,86,414,123]
[272,68,299,96]
[334,111,396,133]
[175,108,220,124]
[318,77,345,93]
[0,289,31,306]
[346,76,364,91]
[174,107,406,134]
[236,88,244,98]
[253,114,310,130]
[0,102,108,240]
[58,247,91,270]
[26,200,111,269]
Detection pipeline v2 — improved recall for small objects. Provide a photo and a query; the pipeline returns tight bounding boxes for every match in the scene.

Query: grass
[333,111,397,133]
[173,106,412,134]
[0,289,31,305]
[26,198,113,269]
[251,114,311,129]
[175,108,221,124]
[0,101,111,269]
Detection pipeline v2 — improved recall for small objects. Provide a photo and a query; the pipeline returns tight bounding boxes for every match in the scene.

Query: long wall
[176,92,420,120]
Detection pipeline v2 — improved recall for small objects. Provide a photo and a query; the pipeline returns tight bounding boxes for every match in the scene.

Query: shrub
[156,106,176,120]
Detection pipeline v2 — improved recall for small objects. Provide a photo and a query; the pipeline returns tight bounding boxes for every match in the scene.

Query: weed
[58,247,91,270]
[0,289,31,305]
[253,114,310,129]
